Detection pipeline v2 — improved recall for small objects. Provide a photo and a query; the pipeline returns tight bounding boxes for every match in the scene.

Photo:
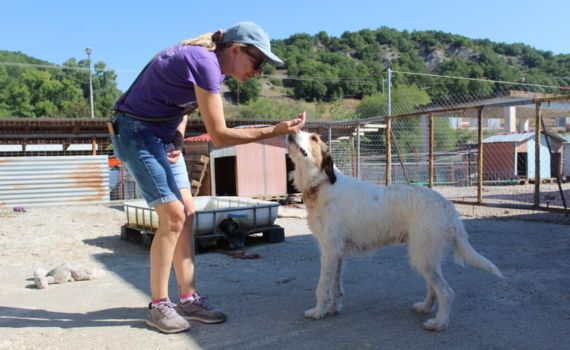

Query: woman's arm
[195,85,305,147]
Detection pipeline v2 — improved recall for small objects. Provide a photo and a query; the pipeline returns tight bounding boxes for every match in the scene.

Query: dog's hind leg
[409,232,454,331]
[305,253,343,319]
[420,268,454,332]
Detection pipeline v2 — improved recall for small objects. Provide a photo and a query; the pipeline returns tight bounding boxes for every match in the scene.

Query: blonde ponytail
[180,30,225,51]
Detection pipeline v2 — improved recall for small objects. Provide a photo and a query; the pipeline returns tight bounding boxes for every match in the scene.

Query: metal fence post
[428,113,434,188]
[386,116,392,186]
[356,121,361,179]
[477,107,483,204]
[534,102,542,208]
[328,126,332,150]
[387,67,392,116]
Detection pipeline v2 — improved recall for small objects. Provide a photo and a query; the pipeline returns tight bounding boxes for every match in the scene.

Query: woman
[111,21,306,334]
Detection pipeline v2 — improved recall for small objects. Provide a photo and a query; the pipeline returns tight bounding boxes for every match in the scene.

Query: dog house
[482,131,564,182]
[185,132,288,197]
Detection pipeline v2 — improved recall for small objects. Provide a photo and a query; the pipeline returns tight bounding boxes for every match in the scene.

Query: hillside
[266,27,570,102]
[0,51,53,66]
[1,26,569,118]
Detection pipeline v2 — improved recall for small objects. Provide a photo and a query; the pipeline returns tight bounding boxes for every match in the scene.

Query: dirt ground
[0,204,568,350]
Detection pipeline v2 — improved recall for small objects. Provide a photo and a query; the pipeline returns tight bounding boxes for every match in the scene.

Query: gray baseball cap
[222,21,284,67]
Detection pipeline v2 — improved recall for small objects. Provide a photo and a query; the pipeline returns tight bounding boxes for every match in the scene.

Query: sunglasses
[242,46,267,71]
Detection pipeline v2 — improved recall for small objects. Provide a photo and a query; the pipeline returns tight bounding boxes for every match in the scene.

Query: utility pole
[387,66,392,116]
[86,47,95,119]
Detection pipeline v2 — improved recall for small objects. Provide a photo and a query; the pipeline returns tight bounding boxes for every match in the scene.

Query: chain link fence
[300,75,570,217]
[1,71,569,218]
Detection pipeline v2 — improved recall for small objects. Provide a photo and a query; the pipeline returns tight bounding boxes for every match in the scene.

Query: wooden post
[386,116,392,186]
[91,137,97,156]
[534,102,542,208]
[477,108,483,204]
[428,113,434,188]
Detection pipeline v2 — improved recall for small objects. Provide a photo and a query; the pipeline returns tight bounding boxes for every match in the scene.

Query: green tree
[92,62,122,117]
[0,51,121,118]
[224,76,261,104]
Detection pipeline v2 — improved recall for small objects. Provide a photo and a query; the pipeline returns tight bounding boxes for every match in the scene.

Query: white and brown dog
[287,131,503,331]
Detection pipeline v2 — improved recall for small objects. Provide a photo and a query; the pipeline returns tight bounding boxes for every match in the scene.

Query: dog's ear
[321,148,337,185]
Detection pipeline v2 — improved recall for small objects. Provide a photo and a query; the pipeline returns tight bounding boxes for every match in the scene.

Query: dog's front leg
[305,253,342,319]
[331,258,344,313]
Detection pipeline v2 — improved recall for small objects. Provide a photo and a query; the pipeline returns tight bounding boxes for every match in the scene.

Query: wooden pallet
[185,154,209,196]
[120,223,285,250]
[251,193,304,204]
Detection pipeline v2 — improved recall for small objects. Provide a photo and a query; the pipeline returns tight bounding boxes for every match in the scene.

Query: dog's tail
[453,227,503,278]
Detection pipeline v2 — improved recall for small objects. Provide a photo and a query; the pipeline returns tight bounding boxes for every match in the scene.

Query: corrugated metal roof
[66,144,98,151]
[0,156,110,207]
[25,144,64,151]
[0,145,23,152]
[483,131,566,143]
[483,132,534,143]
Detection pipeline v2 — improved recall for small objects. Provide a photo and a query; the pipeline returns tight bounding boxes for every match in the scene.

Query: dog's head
[287,131,336,190]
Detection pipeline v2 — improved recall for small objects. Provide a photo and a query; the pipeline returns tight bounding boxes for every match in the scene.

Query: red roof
[108,156,122,168]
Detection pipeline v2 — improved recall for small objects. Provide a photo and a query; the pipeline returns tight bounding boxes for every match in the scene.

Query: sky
[1,0,569,92]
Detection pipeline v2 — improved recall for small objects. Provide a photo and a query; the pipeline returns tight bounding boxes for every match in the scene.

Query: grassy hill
[1,26,569,119]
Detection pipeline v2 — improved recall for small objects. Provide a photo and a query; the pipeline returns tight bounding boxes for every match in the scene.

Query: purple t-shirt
[114,45,225,142]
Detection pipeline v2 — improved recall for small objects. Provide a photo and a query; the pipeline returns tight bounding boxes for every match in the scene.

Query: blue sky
[1,0,568,92]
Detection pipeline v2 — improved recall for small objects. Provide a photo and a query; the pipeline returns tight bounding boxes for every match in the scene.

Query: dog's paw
[334,302,343,313]
[423,318,447,332]
[412,301,433,314]
[304,307,327,320]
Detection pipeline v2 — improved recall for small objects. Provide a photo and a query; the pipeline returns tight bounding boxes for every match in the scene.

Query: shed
[482,131,563,182]
[185,131,288,197]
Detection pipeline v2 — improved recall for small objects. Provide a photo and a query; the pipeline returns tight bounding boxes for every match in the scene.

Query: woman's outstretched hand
[275,111,306,135]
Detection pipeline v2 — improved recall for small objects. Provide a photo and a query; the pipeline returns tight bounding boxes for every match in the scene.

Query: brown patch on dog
[303,186,320,210]
[321,150,336,185]
[308,133,337,185]
[308,133,324,168]
[302,134,337,209]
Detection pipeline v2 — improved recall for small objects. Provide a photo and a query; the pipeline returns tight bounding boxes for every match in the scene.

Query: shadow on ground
[0,306,146,330]
[37,216,563,350]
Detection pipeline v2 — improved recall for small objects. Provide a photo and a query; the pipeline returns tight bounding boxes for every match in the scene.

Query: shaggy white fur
[287,131,503,332]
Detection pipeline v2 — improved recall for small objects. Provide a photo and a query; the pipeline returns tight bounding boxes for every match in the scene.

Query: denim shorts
[110,113,190,208]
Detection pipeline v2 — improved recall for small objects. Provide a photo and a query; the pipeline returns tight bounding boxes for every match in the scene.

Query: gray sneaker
[177,293,227,324]
[146,302,191,334]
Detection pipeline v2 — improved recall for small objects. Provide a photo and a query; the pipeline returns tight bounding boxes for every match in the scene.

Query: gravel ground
[0,204,568,350]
